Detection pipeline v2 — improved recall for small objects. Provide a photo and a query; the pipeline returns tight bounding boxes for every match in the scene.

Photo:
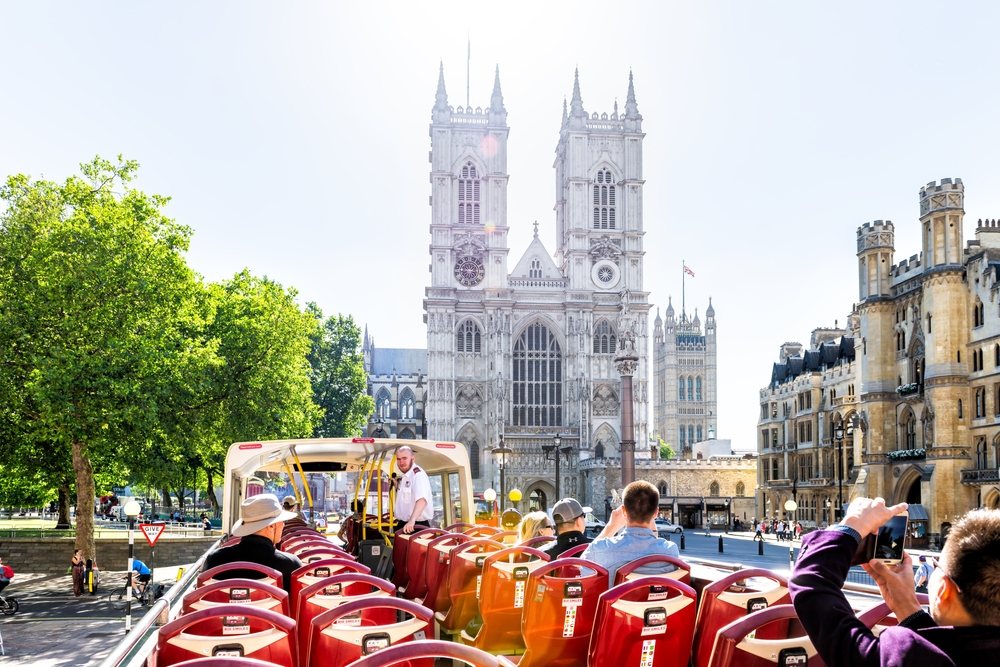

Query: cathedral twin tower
[423,63,715,503]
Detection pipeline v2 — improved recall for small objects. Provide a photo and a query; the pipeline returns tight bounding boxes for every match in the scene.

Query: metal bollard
[758,539,764,556]
[789,546,795,570]
[680,533,686,550]
[718,535,724,553]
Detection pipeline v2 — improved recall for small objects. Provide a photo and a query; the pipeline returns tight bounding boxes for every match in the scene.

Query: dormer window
[592,168,616,230]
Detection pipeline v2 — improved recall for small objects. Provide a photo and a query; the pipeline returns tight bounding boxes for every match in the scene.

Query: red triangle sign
[139,523,166,547]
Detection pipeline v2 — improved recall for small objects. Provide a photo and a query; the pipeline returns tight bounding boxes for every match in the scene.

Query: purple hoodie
[790,529,1000,667]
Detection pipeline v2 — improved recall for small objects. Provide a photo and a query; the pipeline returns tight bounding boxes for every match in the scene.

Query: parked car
[654,518,684,535]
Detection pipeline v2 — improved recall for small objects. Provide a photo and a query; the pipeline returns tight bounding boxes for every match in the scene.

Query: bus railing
[682,554,882,597]
[96,537,221,667]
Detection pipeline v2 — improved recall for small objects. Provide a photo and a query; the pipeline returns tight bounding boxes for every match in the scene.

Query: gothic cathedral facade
[423,64,652,508]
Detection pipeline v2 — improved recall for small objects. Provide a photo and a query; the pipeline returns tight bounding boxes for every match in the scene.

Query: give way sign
[139,523,166,547]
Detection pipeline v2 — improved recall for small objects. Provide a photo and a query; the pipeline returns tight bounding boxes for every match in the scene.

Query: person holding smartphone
[790,498,1000,666]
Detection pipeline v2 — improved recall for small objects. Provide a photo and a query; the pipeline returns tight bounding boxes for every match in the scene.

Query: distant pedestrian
[71,549,85,597]
[754,524,764,542]
[794,522,802,540]
[913,554,934,594]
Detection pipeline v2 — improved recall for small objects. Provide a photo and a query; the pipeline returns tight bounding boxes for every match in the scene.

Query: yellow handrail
[281,464,302,506]
[291,450,315,514]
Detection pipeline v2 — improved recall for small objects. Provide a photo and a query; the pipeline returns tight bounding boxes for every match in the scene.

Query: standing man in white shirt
[392,446,434,534]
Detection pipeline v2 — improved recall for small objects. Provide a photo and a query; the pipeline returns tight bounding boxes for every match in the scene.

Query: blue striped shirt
[582,526,680,586]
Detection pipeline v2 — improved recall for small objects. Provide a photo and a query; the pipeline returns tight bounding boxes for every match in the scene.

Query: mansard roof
[768,335,855,388]
[371,348,427,376]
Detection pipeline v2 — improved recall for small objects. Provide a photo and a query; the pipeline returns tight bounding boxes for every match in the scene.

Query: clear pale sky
[3,2,1000,448]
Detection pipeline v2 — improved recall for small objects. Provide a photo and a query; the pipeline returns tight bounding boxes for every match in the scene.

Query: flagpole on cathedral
[682,259,685,315]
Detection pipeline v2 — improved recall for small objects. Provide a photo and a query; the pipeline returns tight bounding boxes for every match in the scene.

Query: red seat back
[304,597,434,667]
[708,604,825,667]
[589,577,697,667]
[290,559,371,617]
[489,531,518,545]
[438,538,507,633]
[285,538,338,555]
[182,579,289,618]
[297,546,351,564]
[401,528,448,600]
[198,563,283,591]
[339,639,519,667]
[693,569,790,667]
[153,604,296,667]
[166,657,280,667]
[391,532,412,589]
[423,533,472,614]
[472,546,551,654]
[464,526,501,538]
[613,555,691,586]
[519,536,556,549]
[446,523,475,532]
[517,558,608,667]
[295,573,396,662]
[556,544,590,560]
[856,594,928,635]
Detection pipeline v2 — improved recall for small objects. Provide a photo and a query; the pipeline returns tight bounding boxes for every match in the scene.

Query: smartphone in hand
[850,513,909,565]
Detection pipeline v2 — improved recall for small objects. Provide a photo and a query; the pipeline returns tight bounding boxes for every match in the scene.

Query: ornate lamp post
[492,439,513,510]
[833,423,845,521]
[542,433,573,502]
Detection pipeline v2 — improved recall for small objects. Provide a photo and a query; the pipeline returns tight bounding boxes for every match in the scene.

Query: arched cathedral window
[593,320,617,354]
[592,168,616,230]
[696,377,702,401]
[658,481,668,496]
[375,389,391,420]
[529,259,542,279]
[679,426,686,449]
[470,441,481,479]
[678,377,685,401]
[399,389,415,419]
[458,162,481,225]
[736,482,746,497]
[697,425,703,442]
[457,320,482,353]
[687,377,694,401]
[709,481,720,497]
[513,322,563,426]
[688,425,695,445]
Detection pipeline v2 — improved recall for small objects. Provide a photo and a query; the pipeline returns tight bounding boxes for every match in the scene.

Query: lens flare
[480,134,498,157]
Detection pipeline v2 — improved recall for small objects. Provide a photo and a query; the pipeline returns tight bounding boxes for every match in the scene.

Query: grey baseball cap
[552,498,592,524]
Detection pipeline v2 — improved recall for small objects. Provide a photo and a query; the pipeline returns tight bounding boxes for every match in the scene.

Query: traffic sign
[139,523,166,547]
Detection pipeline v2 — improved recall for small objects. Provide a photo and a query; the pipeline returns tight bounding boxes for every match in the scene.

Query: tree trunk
[57,475,72,527]
[161,487,172,508]
[71,439,96,561]
[204,467,220,512]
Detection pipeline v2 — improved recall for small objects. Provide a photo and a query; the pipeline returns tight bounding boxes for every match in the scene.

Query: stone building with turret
[757,178,1000,547]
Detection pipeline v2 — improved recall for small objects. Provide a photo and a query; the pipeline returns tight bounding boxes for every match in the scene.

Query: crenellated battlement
[919,178,964,217]
[856,220,895,254]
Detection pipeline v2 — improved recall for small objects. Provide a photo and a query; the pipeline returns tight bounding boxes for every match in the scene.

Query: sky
[3,2,1000,447]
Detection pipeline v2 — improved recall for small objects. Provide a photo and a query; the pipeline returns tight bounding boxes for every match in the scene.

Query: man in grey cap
[203,494,303,593]
[280,495,309,534]
[539,498,593,558]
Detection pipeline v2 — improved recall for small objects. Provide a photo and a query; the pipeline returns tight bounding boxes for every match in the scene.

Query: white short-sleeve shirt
[394,465,434,522]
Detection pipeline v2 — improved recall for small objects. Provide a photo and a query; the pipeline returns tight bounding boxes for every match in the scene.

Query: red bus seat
[519,536,556,549]
[182,579,289,617]
[436,539,507,636]
[446,523,475,532]
[489,531,517,545]
[465,546,551,654]
[285,539,342,555]
[152,605,296,667]
[341,639,518,667]
[856,594,929,636]
[198,563,283,591]
[518,558,608,667]
[613,555,691,587]
[168,657,283,667]
[424,533,472,615]
[555,544,589,560]
[707,604,825,667]
[282,531,323,546]
[391,532,412,590]
[297,546,352,564]
[589,577,697,667]
[290,559,371,617]
[693,569,791,667]
[401,528,449,600]
[303,597,434,667]
[464,526,501,538]
[295,573,396,660]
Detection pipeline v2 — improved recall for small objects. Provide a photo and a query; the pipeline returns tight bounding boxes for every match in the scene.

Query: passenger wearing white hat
[203,494,303,593]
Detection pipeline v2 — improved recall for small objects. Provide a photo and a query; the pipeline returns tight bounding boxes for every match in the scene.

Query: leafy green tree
[658,437,676,461]
[306,307,373,438]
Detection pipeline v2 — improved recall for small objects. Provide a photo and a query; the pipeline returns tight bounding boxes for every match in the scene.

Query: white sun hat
[232,494,298,537]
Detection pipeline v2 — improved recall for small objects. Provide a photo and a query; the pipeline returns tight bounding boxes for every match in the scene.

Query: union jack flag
[683,265,695,277]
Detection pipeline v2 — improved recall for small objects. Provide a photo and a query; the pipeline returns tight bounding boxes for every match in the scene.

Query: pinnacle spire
[490,63,505,114]
[624,69,640,119]
[435,61,449,111]
[570,67,586,118]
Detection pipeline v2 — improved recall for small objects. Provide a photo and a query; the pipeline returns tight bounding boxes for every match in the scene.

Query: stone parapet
[0,536,217,574]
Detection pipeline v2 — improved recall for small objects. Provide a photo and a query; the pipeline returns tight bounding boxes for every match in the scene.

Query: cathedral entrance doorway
[529,488,548,512]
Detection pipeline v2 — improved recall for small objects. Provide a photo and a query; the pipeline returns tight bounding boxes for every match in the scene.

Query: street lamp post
[724,498,731,533]
[493,439,513,510]
[123,499,141,634]
[791,477,798,523]
[833,423,845,521]
[542,433,572,502]
[825,498,832,526]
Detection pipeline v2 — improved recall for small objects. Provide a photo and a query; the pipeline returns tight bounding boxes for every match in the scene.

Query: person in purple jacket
[790,497,1000,667]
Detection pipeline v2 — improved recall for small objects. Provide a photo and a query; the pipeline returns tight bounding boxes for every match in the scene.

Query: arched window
[709,481,720,497]
[457,320,482,354]
[678,377,685,401]
[697,425,703,442]
[594,442,605,459]
[735,482,746,497]
[592,168,616,230]
[679,426,686,449]
[687,377,694,401]
[399,428,415,439]
[376,389,391,420]
[974,298,984,327]
[399,390,415,419]
[688,426,695,445]
[458,162,481,225]
[470,441,481,479]
[513,322,563,426]
[593,320,617,354]
[696,377,702,401]
[976,437,987,469]
[901,412,916,449]
[658,481,668,497]
[529,259,542,279]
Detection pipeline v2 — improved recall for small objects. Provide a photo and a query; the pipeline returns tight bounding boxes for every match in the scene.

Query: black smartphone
[850,513,908,565]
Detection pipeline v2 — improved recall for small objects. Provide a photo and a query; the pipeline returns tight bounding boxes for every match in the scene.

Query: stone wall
[0,536,218,574]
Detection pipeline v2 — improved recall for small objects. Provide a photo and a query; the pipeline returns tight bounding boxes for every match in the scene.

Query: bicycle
[0,593,18,615]
[106,577,155,610]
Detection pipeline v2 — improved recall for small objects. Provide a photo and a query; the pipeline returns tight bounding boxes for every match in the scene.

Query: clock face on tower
[454,255,485,287]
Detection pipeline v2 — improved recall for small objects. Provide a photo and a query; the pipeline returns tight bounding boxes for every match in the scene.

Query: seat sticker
[362,633,391,655]
[337,611,362,626]
[778,647,809,666]
[514,580,526,608]
[641,608,667,635]
[323,583,342,596]
[413,630,426,641]
[314,567,331,578]
[229,588,251,604]
[534,584,547,603]
[648,584,669,601]
[639,639,656,667]
[562,606,577,637]
[222,616,250,635]
[747,597,768,614]
[213,645,245,657]
[476,575,482,599]
[372,545,380,556]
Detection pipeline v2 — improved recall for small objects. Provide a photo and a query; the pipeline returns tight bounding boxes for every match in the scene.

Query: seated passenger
[791,499,1000,666]
[203,494,303,594]
[280,495,310,532]
[582,480,680,585]
[516,511,554,544]
[540,498,593,558]
[337,499,365,555]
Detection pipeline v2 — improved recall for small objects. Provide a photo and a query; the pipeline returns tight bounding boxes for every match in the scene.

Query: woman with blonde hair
[516,511,555,544]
